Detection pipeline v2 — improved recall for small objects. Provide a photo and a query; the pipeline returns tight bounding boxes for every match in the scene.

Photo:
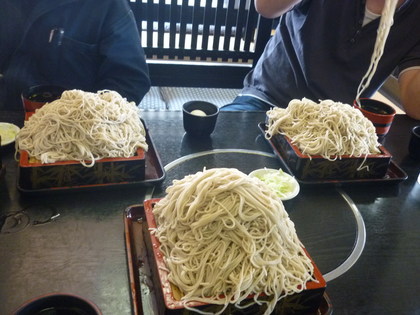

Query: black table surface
[0,110,419,315]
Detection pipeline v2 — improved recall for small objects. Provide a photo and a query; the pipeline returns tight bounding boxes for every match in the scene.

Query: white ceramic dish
[0,122,20,146]
[249,168,300,201]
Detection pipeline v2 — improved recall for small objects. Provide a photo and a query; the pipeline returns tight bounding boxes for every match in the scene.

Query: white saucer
[0,122,20,146]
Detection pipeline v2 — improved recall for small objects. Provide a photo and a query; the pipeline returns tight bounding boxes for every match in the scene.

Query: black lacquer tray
[124,204,334,315]
[259,122,408,186]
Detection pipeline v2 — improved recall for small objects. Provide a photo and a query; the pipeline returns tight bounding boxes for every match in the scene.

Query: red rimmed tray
[259,122,408,185]
[19,147,145,167]
[17,124,165,194]
[18,147,146,190]
[124,204,334,315]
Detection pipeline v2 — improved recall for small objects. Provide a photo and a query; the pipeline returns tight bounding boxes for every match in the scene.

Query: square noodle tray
[17,111,147,190]
[143,198,327,315]
[18,148,145,190]
[270,131,392,180]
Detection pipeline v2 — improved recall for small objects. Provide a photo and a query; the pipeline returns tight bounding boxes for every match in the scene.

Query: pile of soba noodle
[266,98,381,160]
[16,89,148,167]
[152,168,315,315]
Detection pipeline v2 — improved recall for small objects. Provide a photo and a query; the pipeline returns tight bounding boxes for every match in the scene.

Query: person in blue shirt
[222,0,420,120]
[0,0,151,110]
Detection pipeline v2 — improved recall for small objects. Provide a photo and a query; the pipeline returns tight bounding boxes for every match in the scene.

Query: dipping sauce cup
[409,125,420,160]
[21,85,65,112]
[183,101,219,137]
[354,98,396,141]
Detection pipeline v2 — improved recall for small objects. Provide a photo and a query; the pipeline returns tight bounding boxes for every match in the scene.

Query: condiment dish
[0,122,20,146]
[249,168,300,201]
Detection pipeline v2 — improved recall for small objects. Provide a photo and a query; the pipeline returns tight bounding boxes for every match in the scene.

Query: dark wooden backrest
[128,0,277,88]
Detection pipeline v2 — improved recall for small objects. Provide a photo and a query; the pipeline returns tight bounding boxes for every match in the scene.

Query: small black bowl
[182,101,219,137]
[13,293,101,315]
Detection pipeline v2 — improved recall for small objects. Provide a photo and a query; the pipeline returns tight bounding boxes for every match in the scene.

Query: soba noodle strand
[355,0,399,103]
[152,168,315,315]
[16,89,148,167]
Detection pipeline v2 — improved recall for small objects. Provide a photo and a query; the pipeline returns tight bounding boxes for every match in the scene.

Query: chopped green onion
[253,169,297,199]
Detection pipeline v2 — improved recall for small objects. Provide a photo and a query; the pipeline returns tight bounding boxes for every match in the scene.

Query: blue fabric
[241,0,420,107]
[0,0,151,109]
[220,95,273,111]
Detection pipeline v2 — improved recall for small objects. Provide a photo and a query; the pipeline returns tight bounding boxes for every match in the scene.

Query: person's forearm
[399,69,420,120]
[254,0,301,18]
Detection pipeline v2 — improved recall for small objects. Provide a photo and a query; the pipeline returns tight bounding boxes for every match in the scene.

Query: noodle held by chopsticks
[266,98,381,160]
[16,89,148,167]
[355,0,399,104]
[152,168,315,315]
